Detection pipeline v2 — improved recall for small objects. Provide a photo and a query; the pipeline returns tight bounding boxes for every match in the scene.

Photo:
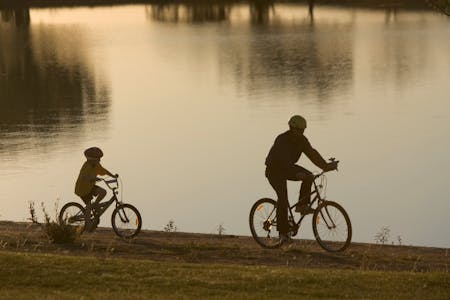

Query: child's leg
[81,194,93,229]
[91,186,107,206]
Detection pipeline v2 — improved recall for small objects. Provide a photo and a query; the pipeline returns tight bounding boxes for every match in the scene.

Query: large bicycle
[249,160,352,252]
[59,176,142,239]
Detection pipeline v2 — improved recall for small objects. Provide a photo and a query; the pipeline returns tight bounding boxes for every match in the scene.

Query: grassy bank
[1,221,449,272]
[1,251,449,299]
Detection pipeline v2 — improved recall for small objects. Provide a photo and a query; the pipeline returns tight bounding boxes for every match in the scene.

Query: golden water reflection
[0,9,111,159]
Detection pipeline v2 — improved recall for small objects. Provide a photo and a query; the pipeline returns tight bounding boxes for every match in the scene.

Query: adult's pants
[265,165,313,235]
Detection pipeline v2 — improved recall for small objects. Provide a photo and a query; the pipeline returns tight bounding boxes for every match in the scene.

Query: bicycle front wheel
[249,198,282,249]
[111,203,142,238]
[312,201,352,252]
[59,202,86,232]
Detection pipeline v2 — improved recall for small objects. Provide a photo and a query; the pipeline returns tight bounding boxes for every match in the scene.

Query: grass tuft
[28,201,79,244]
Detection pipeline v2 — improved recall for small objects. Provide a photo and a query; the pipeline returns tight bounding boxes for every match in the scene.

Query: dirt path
[0,221,448,272]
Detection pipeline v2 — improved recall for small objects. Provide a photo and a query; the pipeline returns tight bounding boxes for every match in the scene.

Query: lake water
[1,3,449,248]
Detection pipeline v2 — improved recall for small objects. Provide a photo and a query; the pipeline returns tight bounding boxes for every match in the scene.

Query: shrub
[374,226,390,245]
[216,223,226,236]
[164,219,177,232]
[28,201,79,244]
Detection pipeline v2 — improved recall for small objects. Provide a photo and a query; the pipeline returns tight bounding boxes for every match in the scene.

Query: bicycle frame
[286,172,341,233]
[287,174,325,227]
[92,178,122,218]
[263,172,331,234]
[288,172,325,219]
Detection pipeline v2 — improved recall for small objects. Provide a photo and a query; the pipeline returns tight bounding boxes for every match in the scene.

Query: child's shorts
[80,185,105,205]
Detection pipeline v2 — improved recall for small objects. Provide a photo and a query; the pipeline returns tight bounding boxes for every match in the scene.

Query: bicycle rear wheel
[59,202,86,232]
[111,203,142,238]
[249,198,282,249]
[312,201,352,252]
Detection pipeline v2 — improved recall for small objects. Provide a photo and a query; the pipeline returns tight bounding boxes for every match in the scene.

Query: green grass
[0,251,449,299]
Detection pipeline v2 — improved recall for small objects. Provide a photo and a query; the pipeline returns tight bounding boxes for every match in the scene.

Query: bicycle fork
[116,204,130,223]
[318,206,337,229]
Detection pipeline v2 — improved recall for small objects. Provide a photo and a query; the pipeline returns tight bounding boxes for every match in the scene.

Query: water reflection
[147,0,296,24]
[0,8,30,27]
[226,22,353,101]
[146,2,355,101]
[0,9,110,159]
[145,1,445,102]
[249,0,275,24]
[147,2,232,23]
[146,0,435,24]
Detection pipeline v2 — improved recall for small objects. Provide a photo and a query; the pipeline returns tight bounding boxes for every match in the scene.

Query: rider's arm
[103,169,117,178]
[95,163,117,178]
[303,141,329,171]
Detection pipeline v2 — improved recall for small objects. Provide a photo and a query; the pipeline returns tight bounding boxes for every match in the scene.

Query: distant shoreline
[0,0,433,10]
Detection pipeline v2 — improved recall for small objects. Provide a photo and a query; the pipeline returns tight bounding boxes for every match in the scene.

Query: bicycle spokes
[249,198,282,249]
[111,204,142,239]
[313,201,352,252]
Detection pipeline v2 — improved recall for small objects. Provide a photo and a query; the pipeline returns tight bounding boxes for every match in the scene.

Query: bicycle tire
[58,202,86,233]
[249,198,282,249]
[111,203,142,239]
[312,201,352,252]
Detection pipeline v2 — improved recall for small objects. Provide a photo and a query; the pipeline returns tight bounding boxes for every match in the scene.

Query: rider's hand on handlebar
[114,173,119,178]
[324,161,339,172]
[95,177,102,182]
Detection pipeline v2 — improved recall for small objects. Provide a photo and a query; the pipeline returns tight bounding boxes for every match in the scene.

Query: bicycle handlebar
[104,178,118,184]
[313,159,340,178]
[100,176,119,190]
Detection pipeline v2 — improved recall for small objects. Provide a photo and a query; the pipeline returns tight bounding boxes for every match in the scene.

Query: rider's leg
[285,165,313,206]
[287,166,313,213]
[292,166,313,206]
[80,193,94,229]
[299,177,313,206]
[266,169,289,236]
[91,185,107,206]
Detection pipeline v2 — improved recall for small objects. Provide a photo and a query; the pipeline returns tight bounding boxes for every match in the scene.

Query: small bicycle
[249,161,352,252]
[59,176,142,239]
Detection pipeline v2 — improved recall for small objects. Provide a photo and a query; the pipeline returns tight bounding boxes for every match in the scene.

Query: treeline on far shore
[0,0,435,10]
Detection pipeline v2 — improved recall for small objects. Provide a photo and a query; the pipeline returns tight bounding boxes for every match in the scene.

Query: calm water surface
[1,3,449,247]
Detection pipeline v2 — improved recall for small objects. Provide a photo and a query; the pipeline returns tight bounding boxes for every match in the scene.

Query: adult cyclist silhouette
[265,115,338,243]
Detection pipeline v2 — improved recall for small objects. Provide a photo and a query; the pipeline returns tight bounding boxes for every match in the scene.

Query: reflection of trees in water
[147,2,232,23]
[145,0,432,25]
[0,8,30,27]
[219,21,354,102]
[0,9,110,156]
[146,0,286,24]
[146,1,436,102]
[239,0,353,100]
[249,0,275,24]
[426,0,450,16]
[145,2,354,101]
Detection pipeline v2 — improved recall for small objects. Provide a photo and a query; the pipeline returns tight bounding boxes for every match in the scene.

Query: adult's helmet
[288,115,307,129]
[84,147,103,159]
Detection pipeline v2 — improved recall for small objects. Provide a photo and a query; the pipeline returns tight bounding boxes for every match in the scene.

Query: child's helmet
[84,147,103,159]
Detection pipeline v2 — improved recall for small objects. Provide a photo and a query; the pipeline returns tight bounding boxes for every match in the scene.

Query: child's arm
[97,163,118,178]
[103,168,118,178]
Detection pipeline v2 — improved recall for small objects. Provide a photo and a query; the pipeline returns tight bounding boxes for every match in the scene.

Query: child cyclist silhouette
[75,147,118,231]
